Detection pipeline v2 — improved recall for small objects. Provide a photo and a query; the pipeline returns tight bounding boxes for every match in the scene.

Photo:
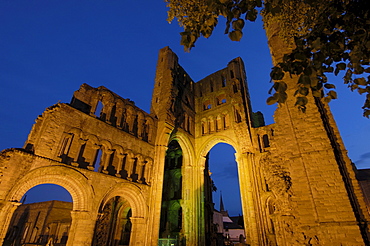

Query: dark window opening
[222,76,226,87]
[262,134,270,148]
[233,83,238,93]
[109,104,117,126]
[93,149,103,172]
[95,101,103,118]
[230,70,234,79]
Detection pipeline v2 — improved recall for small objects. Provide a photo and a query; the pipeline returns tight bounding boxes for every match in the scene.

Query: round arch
[168,131,195,167]
[198,134,240,158]
[6,166,93,211]
[99,182,147,219]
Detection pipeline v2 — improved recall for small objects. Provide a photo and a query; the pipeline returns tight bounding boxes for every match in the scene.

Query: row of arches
[197,76,241,98]
[201,113,231,135]
[2,165,148,246]
[72,87,156,143]
[93,99,154,143]
[58,128,153,184]
[202,93,227,111]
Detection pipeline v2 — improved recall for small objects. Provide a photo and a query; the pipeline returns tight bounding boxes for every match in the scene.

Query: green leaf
[295,96,308,106]
[312,90,322,98]
[267,95,278,105]
[228,30,243,41]
[335,62,346,75]
[232,19,245,31]
[337,62,346,70]
[298,74,311,86]
[328,90,337,99]
[270,67,284,80]
[358,88,367,94]
[277,91,288,103]
[274,81,287,92]
[324,83,336,89]
[294,52,306,61]
[298,87,309,96]
[364,109,370,118]
[311,37,321,52]
[246,9,258,22]
[354,77,367,86]
[324,97,331,103]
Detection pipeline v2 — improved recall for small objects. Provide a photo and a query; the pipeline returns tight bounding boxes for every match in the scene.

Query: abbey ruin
[0,47,369,245]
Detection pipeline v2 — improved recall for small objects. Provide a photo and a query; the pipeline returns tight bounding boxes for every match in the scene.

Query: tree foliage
[166,0,370,117]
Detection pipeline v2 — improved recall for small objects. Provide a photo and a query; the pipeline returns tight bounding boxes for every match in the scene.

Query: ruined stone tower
[0,47,368,245]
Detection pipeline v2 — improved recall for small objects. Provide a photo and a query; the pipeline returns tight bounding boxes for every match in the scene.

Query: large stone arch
[169,131,195,167]
[6,165,93,211]
[198,134,240,159]
[0,165,96,246]
[99,182,147,219]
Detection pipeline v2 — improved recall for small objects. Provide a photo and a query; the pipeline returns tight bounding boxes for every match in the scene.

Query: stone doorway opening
[92,196,132,246]
[204,142,245,246]
[3,184,73,246]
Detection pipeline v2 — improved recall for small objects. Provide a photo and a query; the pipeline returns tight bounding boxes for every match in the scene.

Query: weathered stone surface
[0,46,368,245]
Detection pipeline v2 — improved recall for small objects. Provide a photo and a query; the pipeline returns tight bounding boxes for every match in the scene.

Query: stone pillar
[102,149,114,174]
[236,152,262,246]
[137,119,144,139]
[147,123,153,143]
[83,142,97,167]
[115,108,123,129]
[144,160,152,185]
[0,201,21,245]
[68,138,82,166]
[145,145,167,246]
[87,144,101,171]
[129,217,146,246]
[137,161,144,183]
[66,211,97,246]
[115,153,125,178]
[102,102,113,124]
[126,157,135,181]
[72,138,87,167]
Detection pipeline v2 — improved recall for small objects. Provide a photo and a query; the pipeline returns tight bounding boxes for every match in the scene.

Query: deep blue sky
[1,1,369,216]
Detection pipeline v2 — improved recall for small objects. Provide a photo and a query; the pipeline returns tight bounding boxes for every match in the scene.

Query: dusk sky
[1,1,369,216]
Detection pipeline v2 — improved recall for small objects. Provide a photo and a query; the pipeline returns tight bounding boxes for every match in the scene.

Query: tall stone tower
[0,47,368,246]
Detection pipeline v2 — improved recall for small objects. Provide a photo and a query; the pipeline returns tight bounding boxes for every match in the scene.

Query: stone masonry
[0,47,369,245]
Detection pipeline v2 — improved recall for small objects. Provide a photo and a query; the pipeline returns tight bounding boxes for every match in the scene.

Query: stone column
[71,138,87,167]
[0,201,21,245]
[66,211,97,246]
[102,149,114,174]
[87,144,101,171]
[129,217,146,246]
[115,108,123,129]
[145,145,167,246]
[102,102,113,124]
[236,152,263,246]
[126,157,135,181]
[144,160,152,185]
[137,119,144,139]
[137,161,144,183]
[115,153,125,178]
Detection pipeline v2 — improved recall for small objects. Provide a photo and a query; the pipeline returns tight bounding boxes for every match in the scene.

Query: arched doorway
[3,184,73,246]
[158,140,183,246]
[203,142,245,246]
[92,196,132,246]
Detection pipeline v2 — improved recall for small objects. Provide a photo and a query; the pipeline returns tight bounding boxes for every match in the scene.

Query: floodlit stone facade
[4,200,72,245]
[0,47,369,245]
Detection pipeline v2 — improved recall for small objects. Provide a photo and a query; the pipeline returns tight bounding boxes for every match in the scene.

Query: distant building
[213,194,246,245]
[4,200,72,246]
[356,169,370,215]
